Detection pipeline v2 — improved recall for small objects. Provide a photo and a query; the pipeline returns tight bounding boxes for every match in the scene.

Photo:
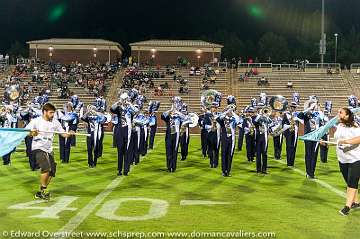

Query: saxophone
[289,113,296,132]
[247,116,255,136]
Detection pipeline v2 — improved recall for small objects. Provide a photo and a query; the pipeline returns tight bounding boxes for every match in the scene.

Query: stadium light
[48,46,53,59]
[93,47,97,61]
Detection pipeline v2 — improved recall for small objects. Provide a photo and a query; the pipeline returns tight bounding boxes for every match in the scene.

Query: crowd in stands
[1,59,120,104]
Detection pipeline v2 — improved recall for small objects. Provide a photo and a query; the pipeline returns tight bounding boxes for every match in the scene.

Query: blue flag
[0,128,30,157]
[299,107,360,142]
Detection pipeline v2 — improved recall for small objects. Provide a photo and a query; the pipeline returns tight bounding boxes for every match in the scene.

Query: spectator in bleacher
[287,81,293,88]
[257,76,269,86]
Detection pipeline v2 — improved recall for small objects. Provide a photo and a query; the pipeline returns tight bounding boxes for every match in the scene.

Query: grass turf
[0,134,359,239]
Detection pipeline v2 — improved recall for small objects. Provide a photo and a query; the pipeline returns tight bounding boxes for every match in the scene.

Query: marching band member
[94,95,107,113]
[348,95,358,109]
[112,114,118,148]
[128,111,139,166]
[1,105,19,165]
[56,102,79,164]
[292,92,300,106]
[198,106,208,158]
[251,98,258,108]
[148,101,160,150]
[320,101,332,163]
[270,111,283,160]
[204,96,222,168]
[237,109,245,151]
[137,95,148,157]
[297,96,323,179]
[161,97,183,173]
[282,102,302,167]
[132,97,149,165]
[69,95,84,146]
[111,91,137,176]
[259,92,268,106]
[81,105,106,168]
[243,106,256,162]
[179,103,190,161]
[20,103,42,170]
[217,96,240,177]
[254,103,272,174]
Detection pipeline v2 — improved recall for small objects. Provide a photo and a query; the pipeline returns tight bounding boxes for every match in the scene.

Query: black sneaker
[339,206,350,216]
[351,202,360,210]
[41,190,50,200]
[117,171,122,176]
[34,191,43,199]
[306,174,315,180]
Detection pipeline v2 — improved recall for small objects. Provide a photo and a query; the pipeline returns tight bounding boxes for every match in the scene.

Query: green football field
[0,134,359,239]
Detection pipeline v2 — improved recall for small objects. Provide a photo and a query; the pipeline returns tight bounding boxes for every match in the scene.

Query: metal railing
[350,63,360,71]
[238,63,272,68]
[305,63,341,70]
[272,64,299,71]
[16,57,36,65]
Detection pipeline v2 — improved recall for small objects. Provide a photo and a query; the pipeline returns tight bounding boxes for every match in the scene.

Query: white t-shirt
[334,124,360,164]
[26,117,65,153]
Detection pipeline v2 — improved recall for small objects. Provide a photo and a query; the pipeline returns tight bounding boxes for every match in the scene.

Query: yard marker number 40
[9,197,230,221]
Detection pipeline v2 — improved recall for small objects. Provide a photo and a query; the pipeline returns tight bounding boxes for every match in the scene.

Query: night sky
[1,0,360,55]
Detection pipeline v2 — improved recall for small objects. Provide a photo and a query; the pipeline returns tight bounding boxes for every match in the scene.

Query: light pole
[320,0,326,65]
[334,33,338,64]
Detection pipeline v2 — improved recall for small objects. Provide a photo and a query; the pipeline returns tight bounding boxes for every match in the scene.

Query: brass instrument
[260,106,272,117]
[0,105,7,119]
[225,104,236,112]
[187,113,199,128]
[201,89,221,109]
[269,95,288,112]
[86,104,99,116]
[289,114,296,132]
[247,116,255,136]
[4,85,21,102]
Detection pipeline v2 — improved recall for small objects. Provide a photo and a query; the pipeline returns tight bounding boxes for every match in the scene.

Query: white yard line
[273,159,346,198]
[54,138,164,238]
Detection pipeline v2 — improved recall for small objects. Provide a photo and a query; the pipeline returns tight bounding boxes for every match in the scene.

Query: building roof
[130,39,223,48]
[27,38,124,51]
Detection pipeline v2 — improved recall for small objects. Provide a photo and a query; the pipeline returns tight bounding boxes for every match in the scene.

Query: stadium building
[130,39,223,66]
[27,38,124,64]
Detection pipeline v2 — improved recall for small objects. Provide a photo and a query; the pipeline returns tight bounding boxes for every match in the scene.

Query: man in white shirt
[26,103,74,200]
